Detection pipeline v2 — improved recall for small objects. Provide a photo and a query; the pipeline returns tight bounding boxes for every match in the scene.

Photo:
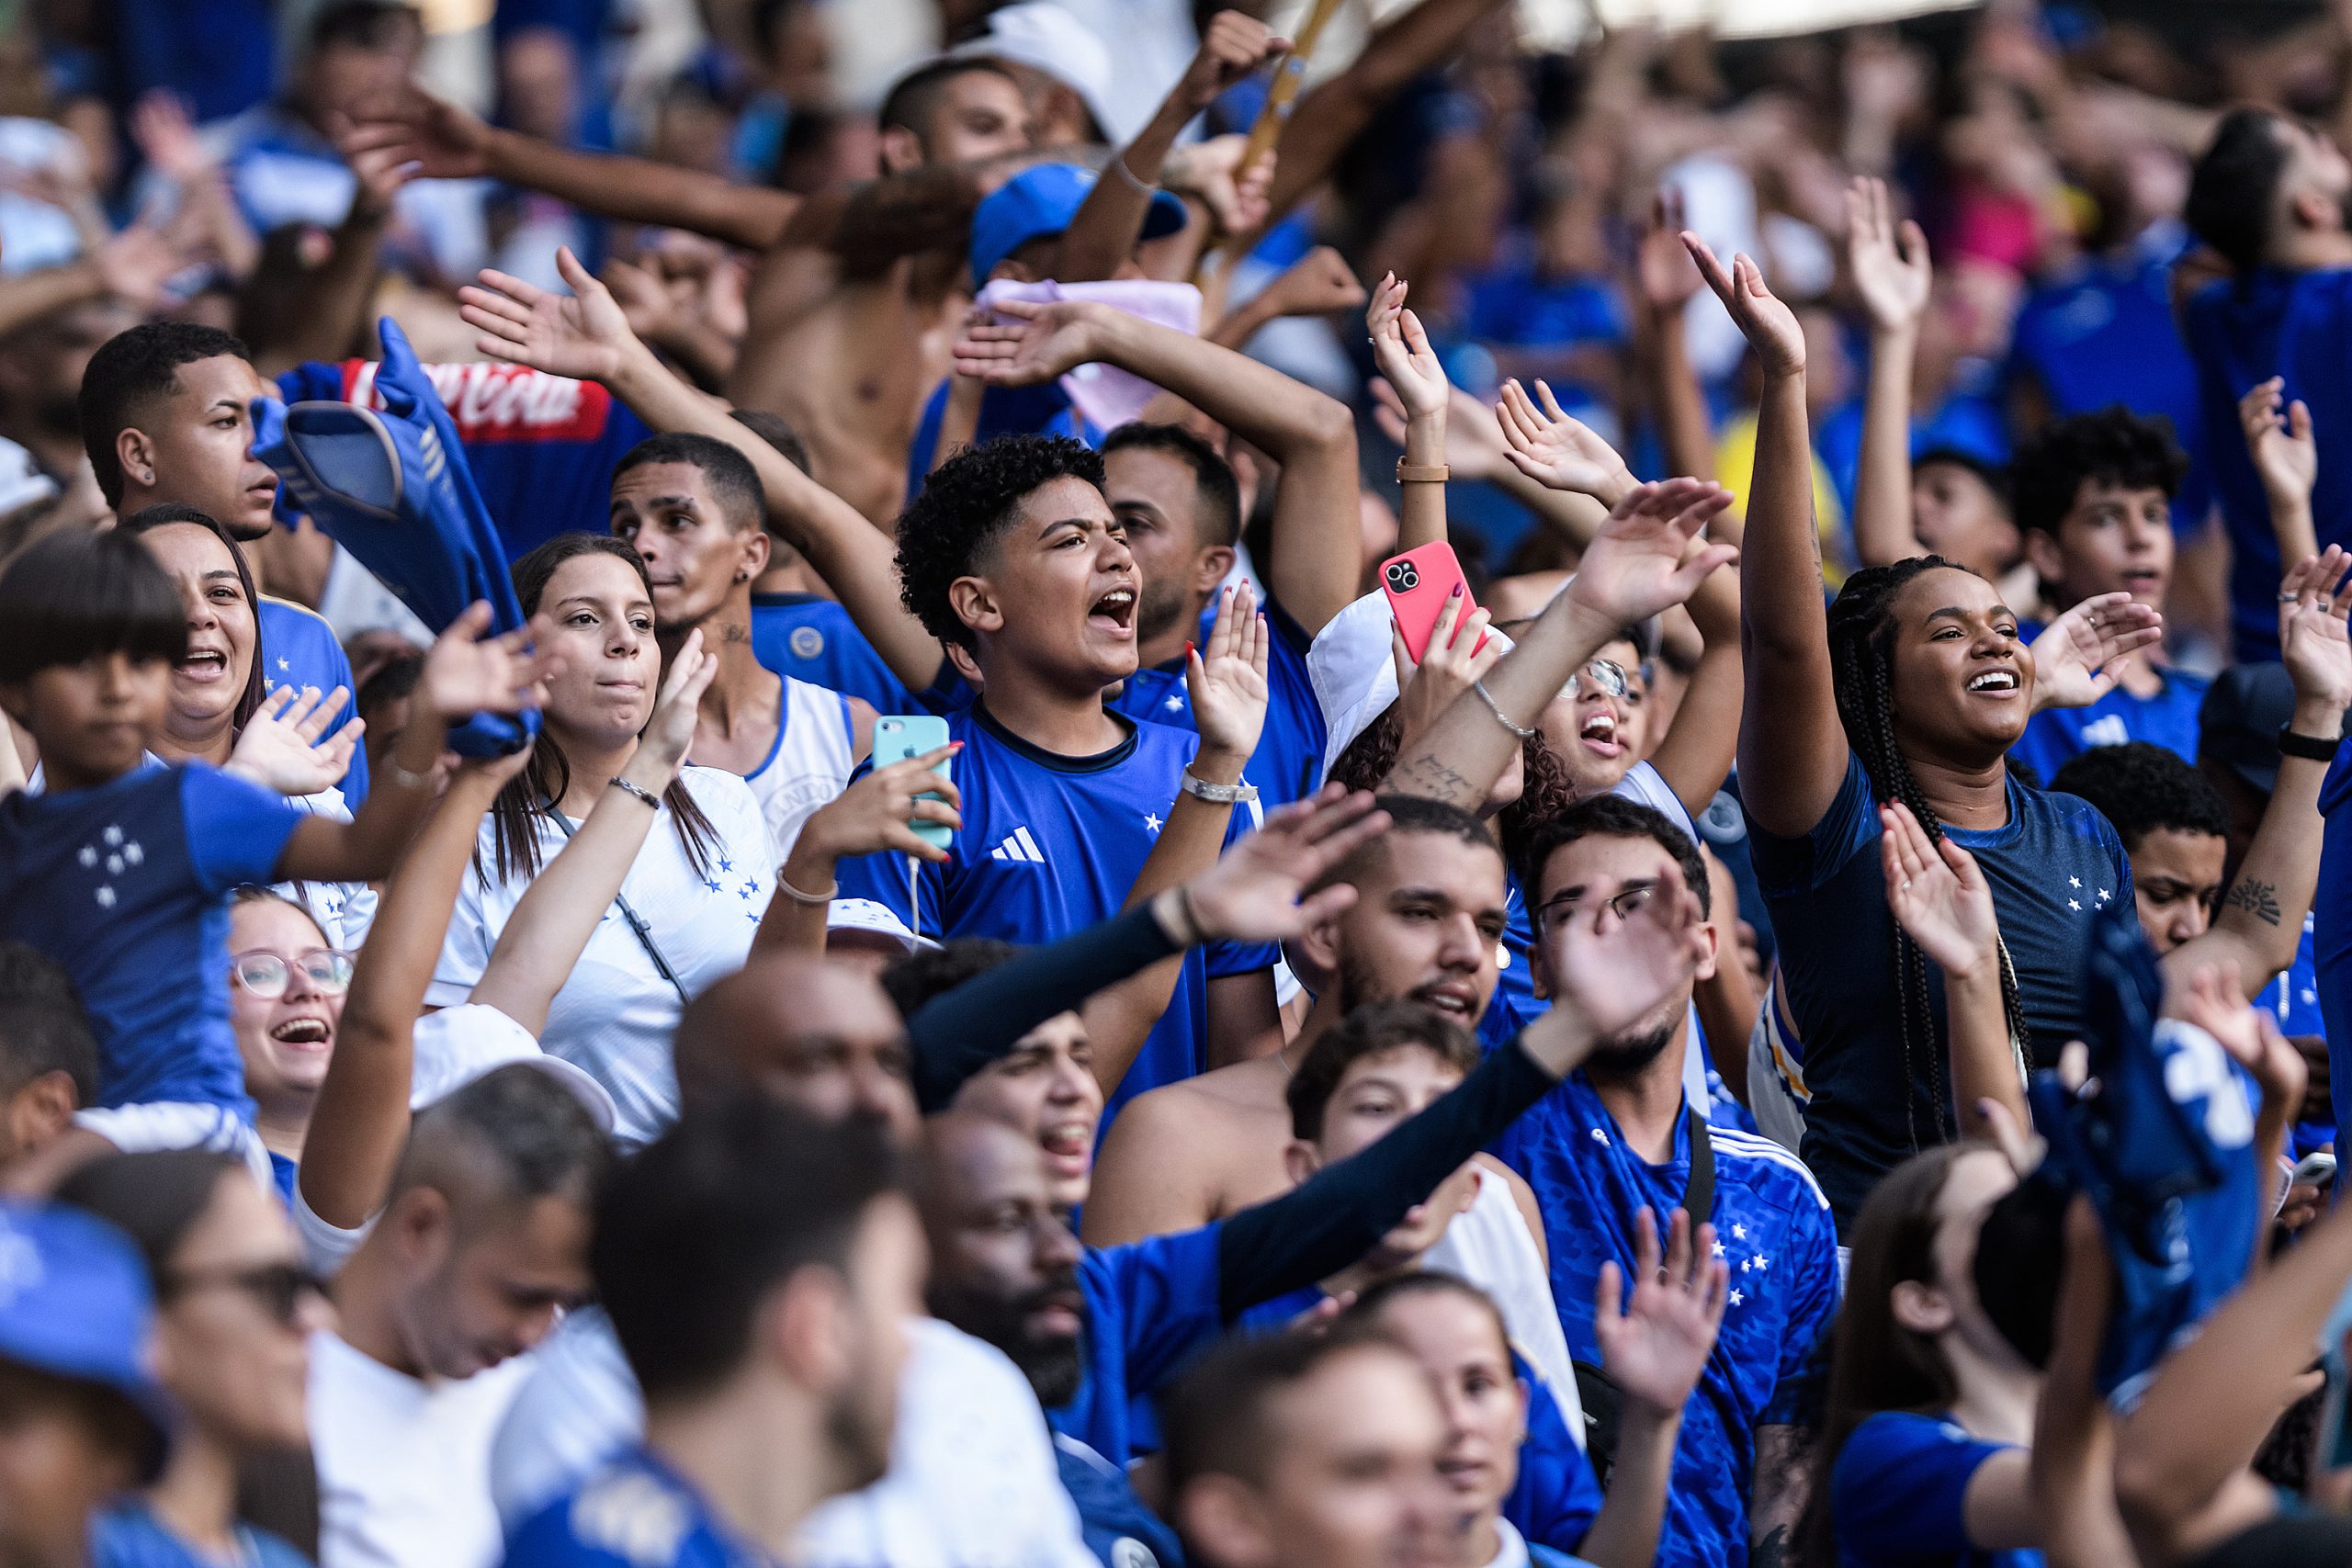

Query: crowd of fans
[18,0,2352,1566]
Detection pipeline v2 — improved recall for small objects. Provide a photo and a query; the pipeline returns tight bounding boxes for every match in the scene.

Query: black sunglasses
[161,1261,327,1325]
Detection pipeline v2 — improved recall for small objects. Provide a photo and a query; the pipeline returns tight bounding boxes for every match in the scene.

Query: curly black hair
[2047,740,2230,852]
[895,434,1107,652]
[2007,407,2188,538]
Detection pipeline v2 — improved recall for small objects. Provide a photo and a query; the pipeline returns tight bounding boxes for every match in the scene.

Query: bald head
[672,953,918,1141]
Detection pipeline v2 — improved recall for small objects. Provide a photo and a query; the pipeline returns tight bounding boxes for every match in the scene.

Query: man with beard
[501,1102,926,1568]
[1498,795,1838,1568]
[1087,795,1508,1245]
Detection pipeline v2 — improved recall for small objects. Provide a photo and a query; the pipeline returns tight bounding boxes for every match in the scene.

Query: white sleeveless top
[744,677,857,861]
[1424,1166,1587,1445]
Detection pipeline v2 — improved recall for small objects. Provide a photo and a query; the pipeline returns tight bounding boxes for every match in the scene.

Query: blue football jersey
[2010,621,2207,784]
[502,1447,767,1568]
[1497,1074,1841,1568]
[92,1502,310,1568]
[747,592,918,714]
[2311,746,2352,1179]
[1055,1225,1225,1468]
[0,763,304,1111]
[834,705,1276,1119]
[1830,1411,2041,1568]
[257,596,368,805]
[1109,595,1328,809]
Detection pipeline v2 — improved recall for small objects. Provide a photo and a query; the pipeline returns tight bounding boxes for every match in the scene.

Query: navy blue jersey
[2010,622,2207,783]
[93,1502,311,1568]
[2184,269,2352,660]
[1752,755,2133,1227]
[1110,595,1328,809]
[834,705,1276,1119]
[1497,1073,1839,1568]
[1831,1412,2041,1568]
[746,592,918,714]
[1056,1225,1225,1467]
[258,597,368,805]
[277,359,654,564]
[502,1447,766,1568]
[2312,747,2352,1179]
[0,762,304,1111]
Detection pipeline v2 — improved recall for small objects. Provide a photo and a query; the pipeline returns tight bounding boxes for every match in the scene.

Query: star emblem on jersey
[277,656,290,672]
[1162,693,1184,713]
[76,826,143,909]
[1144,812,1163,833]
[1730,1288,1745,1306]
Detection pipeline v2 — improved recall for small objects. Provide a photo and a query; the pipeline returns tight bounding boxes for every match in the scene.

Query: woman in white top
[429,533,775,1144]
[123,503,375,951]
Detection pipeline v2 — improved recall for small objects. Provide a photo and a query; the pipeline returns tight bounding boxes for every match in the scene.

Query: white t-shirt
[309,1331,534,1568]
[1425,1167,1581,1441]
[427,767,774,1145]
[492,1310,1096,1568]
[744,678,856,863]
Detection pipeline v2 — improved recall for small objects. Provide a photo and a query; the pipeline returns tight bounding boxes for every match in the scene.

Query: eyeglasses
[159,1261,327,1326]
[1561,659,1635,702]
[230,949,353,998]
[1536,881,1657,931]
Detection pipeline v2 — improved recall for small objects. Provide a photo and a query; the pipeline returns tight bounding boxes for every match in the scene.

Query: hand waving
[1189,581,1271,765]
[2240,377,2317,511]
[951,298,1105,388]
[1368,273,1449,421]
[635,629,718,779]
[1181,785,1393,944]
[1535,856,1715,1070]
[2279,547,2352,716]
[1636,186,1702,314]
[458,245,640,384]
[1683,234,1805,378]
[1563,477,1738,627]
[1880,801,1997,981]
[338,84,492,181]
[225,685,364,797]
[1844,175,1930,335]
[1495,378,1634,502]
[2026,592,2163,714]
[417,604,561,722]
[1594,1206,1729,1417]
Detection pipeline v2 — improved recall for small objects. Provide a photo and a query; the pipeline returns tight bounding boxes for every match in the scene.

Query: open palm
[1183,786,1390,943]
[1594,1206,1728,1415]
[1368,273,1448,420]
[458,246,637,383]
[1845,175,1930,334]
[228,685,362,796]
[1564,477,1738,627]
[1495,378,1633,500]
[1880,802,1996,978]
[952,298,1103,388]
[1188,581,1271,762]
[2280,547,2352,714]
[420,605,561,721]
[1683,234,1805,378]
[2030,592,2163,713]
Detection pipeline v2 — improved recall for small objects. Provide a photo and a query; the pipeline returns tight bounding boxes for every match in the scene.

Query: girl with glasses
[226,890,349,1204]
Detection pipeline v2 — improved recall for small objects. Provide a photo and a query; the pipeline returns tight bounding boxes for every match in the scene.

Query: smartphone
[2294,1151,2338,1190]
[1380,541,1487,664]
[874,715,954,851]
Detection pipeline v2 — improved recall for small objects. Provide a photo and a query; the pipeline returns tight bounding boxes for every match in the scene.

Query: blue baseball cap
[0,1201,172,1472]
[969,163,1189,288]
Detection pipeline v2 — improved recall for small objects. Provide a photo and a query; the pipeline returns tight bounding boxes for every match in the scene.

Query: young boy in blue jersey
[2007,408,2208,781]
[2183,107,2352,660]
[78,321,370,801]
[502,1104,923,1568]
[952,295,1364,809]
[2049,742,2233,955]
[0,527,551,1176]
[1500,795,1839,1568]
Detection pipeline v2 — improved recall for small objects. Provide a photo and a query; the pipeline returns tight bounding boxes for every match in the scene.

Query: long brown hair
[484,534,718,884]
[1802,1141,1983,1568]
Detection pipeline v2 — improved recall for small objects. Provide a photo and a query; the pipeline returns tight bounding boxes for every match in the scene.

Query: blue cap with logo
[968,163,1189,288]
[0,1200,172,1472]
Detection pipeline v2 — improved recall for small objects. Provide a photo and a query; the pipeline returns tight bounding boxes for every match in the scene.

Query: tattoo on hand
[2225,879,2283,927]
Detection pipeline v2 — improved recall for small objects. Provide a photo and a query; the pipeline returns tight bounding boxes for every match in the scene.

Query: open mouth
[1412,984,1477,1020]
[1040,1118,1094,1177]
[1087,587,1136,637]
[2120,568,2164,593]
[1577,709,1623,757]
[269,1017,332,1051]
[1966,669,2020,694]
[178,649,229,682]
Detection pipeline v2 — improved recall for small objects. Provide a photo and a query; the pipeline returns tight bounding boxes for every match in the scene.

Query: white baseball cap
[952,1,1130,144]
[410,1004,617,1134]
[1307,591,1518,780]
[826,897,939,955]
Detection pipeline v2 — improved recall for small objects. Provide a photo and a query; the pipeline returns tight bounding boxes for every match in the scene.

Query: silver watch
[1179,771,1259,806]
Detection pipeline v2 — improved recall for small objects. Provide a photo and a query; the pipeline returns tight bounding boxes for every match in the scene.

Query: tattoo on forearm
[2225,878,2283,926]
[1385,751,1470,801]
[1751,1525,1790,1568]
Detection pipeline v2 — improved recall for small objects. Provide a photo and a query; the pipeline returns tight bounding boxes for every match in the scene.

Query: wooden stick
[1193,0,1348,285]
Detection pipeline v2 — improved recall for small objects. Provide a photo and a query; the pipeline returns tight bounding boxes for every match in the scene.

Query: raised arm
[1687,235,1849,838]
[1058,12,1285,284]
[953,296,1362,633]
[1381,478,1734,811]
[344,83,798,253]
[1846,177,1936,569]
[2240,377,2321,568]
[2167,550,2352,995]
[251,128,412,373]
[1368,273,1455,557]
[466,635,715,1035]
[1634,186,1714,486]
[1882,801,2029,1140]
[298,751,528,1230]
[458,248,948,694]
[755,751,962,957]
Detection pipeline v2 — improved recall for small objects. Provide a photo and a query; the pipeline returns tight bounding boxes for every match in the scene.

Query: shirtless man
[1083,795,1508,1244]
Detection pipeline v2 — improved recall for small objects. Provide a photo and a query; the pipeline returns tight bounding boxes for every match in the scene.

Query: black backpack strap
[1684,1104,1715,1227]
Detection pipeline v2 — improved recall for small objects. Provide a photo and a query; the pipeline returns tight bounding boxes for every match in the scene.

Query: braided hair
[1826,558,2032,1151]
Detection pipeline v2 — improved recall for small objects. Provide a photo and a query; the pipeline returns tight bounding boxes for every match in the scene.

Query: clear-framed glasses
[230,948,354,998]
[1535,880,1657,931]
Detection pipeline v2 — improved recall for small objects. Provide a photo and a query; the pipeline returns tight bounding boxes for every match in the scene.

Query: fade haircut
[76,321,254,507]
[614,431,765,535]
[2049,741,2231,852]
[1161,1325,1412,1497]
[1102,423,1242,548]
[894,434,1105,652]
[1285,1000,1481,1142]
[1513,794,1712,918]
[1312,793,1499,897]
[593,1099,901,1404]
[0,526,185,684]
[2187,108,2294,275]
[879,56,1020,137]
[2007,408,2187,538]
[389,1063,611,1235]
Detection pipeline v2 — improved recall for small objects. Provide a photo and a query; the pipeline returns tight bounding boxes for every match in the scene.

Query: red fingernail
[1186,642,1195,657]
[1449,582,1464,597]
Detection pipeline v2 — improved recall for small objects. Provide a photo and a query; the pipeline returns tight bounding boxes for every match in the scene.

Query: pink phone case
[1380,542,1487,663]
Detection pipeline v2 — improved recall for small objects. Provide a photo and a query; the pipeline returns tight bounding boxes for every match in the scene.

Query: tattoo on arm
[2224,878,2283,926]
[1751,1424,1815,1556]
[1750,1525,1790,1568]
[1385,751,1470,802]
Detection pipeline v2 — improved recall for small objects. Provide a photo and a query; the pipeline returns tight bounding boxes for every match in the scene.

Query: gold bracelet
[1396,460,1451,484]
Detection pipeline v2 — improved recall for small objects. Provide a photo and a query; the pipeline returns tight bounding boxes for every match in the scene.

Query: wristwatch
[1179,771,1260,806]
[2277,725,2345,762]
